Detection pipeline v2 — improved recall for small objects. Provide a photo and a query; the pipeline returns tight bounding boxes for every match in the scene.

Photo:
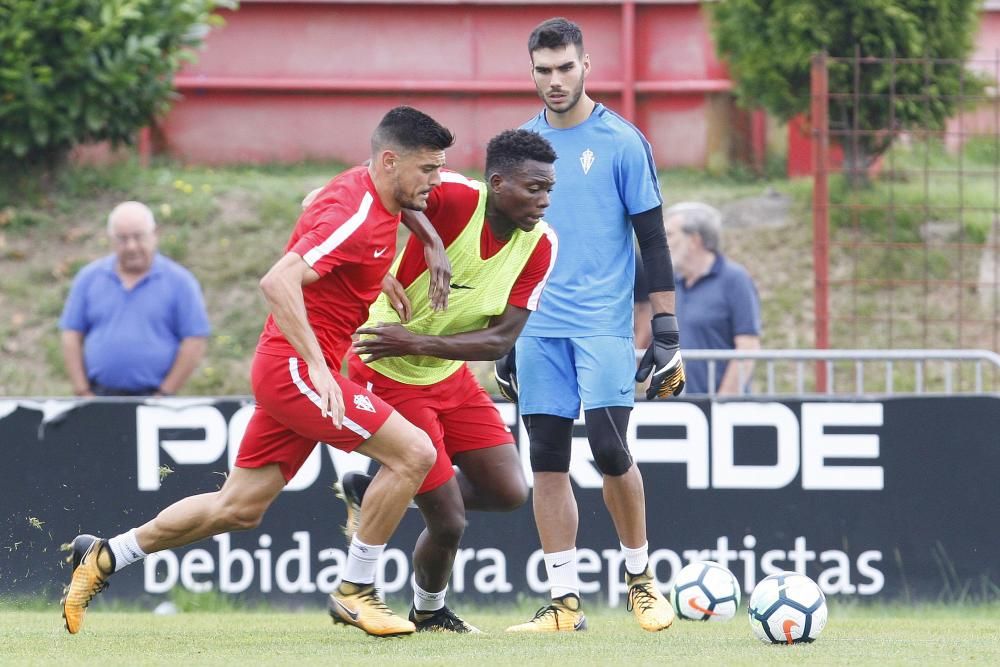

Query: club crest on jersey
[353,394,376,413]
[580,149,595,174]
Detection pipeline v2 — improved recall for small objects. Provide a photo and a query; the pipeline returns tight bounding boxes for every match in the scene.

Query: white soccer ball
[669,560,741,621]
[747,571,828,644]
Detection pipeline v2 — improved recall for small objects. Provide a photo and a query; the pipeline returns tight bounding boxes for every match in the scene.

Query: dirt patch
[720,187,793,229]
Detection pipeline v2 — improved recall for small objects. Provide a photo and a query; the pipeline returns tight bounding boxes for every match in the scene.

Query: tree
[0,0,236,168]
[711,0,982,180]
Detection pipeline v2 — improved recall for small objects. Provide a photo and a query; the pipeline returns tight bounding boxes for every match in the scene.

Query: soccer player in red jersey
[61,107,456,638]
[335,129,558,632]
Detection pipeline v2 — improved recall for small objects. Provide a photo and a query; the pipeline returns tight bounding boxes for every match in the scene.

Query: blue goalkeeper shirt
[521,103,662,337]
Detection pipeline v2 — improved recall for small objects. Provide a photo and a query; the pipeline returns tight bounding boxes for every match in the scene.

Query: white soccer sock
[544,548,579,599]
[107,528,147,573]
[621,541,649,576]
[343,536,384,585]
[412,574,446,612]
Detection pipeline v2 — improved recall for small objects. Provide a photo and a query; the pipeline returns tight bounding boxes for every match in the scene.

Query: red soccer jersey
[393,171,556,310]
[256,167,399,365]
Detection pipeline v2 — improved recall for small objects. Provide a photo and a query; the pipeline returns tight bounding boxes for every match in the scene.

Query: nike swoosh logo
[333,597,360,621]
[449,283,474,289]
[687,598,720,616]
[552,560,571,568]
[782,618,799,644]
[373,247,389,258]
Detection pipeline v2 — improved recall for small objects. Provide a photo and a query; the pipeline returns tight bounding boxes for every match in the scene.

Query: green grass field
[1,603,998,665]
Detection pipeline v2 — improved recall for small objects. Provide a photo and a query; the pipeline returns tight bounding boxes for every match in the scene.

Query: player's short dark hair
[528,17,584,56]
[371,106,455,154]
[485,129,557,178]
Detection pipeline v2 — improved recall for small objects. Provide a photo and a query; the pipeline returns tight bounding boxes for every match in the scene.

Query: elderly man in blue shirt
[665,202,762,395]
[59,201,211,397]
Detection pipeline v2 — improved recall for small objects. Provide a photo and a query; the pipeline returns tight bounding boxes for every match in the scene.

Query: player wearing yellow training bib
[339,129,558,633]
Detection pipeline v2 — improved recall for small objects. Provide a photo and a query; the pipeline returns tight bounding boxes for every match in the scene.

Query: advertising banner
[1,396,997,606]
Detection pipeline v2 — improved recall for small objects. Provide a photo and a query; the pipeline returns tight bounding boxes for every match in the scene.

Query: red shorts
[348,354,514,494]
[236,351,394,481]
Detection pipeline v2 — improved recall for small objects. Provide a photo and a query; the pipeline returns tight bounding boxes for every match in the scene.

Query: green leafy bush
[711,1,982,175]
[0,0,235,166]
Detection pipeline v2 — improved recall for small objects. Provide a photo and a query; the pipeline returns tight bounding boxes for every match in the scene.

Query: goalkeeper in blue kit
[499,17,685,634]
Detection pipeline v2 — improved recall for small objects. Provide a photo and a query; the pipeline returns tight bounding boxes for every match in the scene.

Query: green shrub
[711,1,982,175]
[0,0,235,166]
[0,206,53,230]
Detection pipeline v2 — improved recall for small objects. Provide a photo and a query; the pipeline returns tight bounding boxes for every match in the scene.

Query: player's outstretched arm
[401,209,451,312]
[354,304,531,363]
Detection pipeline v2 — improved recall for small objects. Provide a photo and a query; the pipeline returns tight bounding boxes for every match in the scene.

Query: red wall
[158,0,737,170]
[944,7,1000,151]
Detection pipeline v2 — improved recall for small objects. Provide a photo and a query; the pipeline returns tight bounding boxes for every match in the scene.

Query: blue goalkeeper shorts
[515,336,636,418]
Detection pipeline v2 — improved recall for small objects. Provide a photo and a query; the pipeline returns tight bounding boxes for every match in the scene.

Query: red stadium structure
[150,0,762,171]
[84,1,1000,175]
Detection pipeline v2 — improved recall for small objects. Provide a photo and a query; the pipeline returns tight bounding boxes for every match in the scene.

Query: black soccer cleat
[409,605,482,633]
[333,471,371,541]
[333,471,416,540]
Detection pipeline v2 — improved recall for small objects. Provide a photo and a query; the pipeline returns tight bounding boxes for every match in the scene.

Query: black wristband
[651,313,678,333]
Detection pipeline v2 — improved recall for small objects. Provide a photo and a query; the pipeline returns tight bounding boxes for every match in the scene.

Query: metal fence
[811,51,1000,355]
[682,348,1000,397]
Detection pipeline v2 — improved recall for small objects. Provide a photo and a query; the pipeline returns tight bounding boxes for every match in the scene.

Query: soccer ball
[669,560,741,621]
[748,571,828,644]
